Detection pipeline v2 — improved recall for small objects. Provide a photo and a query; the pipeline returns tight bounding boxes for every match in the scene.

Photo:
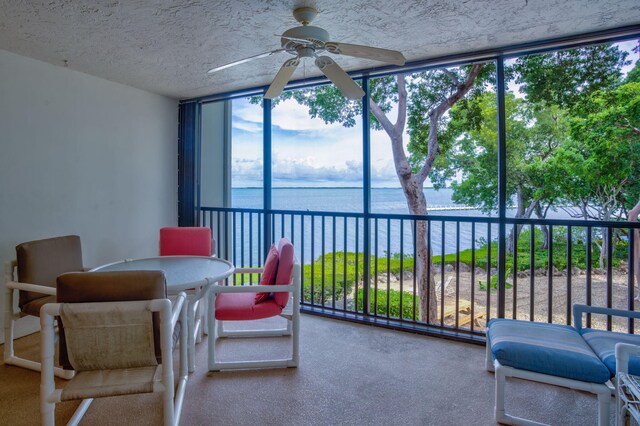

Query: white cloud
[272,99,346,132]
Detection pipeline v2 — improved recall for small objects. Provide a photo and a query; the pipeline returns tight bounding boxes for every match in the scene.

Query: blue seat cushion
[581,328,640,377]
[487,319,611,383]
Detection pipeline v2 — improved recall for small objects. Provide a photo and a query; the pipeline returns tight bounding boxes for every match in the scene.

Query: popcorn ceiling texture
[0,0,638,99]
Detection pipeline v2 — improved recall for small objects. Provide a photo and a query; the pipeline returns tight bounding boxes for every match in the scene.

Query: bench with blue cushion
[486,304,640,426]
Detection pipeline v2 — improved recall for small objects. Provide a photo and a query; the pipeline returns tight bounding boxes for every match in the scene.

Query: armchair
[40,270,187,426]
[208,238,300,371]
[159,226,215,371]
[4,235,84,379]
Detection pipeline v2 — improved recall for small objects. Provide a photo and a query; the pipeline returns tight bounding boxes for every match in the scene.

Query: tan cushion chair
[3,235,83,379]
[40,271,187,426]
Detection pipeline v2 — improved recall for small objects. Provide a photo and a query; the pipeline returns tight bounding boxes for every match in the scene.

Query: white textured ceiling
[1,0,639,100]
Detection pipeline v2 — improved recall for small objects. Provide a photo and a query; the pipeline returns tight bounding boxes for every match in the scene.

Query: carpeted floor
[1,314,607,425]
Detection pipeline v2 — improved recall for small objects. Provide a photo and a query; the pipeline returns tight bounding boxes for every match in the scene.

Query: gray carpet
[1,314,606,425]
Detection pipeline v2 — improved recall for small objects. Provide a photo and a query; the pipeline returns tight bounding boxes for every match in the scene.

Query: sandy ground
[359,267,638,333]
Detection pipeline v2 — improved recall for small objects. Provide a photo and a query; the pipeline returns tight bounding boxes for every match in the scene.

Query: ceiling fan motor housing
[281,26,330,53]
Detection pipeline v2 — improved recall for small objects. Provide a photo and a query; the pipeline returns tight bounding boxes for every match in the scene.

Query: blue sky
[231,41,639,188]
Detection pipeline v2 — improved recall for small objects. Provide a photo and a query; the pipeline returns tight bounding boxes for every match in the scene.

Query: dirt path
[369,268,637,332]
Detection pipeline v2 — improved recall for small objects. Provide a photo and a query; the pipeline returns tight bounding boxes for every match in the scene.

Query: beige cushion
[56,271,166,370]
[60,366,160,401]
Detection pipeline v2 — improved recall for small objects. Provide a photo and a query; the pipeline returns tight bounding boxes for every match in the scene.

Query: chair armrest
[211,284,294,294]
[234,268,264,274]
[171,292,187,330]
[573,304,640,331]
[616,343,640,374]
[6,281,56,296]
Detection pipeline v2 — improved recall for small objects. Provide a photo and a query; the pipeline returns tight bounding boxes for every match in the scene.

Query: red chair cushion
[274,238,295,308]
[255,245,279,304]
[159,227,212,256]
[215,292,283,321]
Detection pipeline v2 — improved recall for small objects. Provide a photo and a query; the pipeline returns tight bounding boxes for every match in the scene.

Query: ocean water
[225,187,564,263]
[233,187,469,214]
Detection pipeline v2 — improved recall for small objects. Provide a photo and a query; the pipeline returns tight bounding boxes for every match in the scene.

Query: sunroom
[1,1,640,425]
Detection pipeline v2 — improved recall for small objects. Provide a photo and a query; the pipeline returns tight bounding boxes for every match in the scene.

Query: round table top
[90,256,235,292]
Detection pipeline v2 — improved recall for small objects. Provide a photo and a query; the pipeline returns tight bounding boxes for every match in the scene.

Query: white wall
[0,49,179,341]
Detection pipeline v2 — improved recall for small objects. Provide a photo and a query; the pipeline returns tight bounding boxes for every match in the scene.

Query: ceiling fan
[207,7,406,100]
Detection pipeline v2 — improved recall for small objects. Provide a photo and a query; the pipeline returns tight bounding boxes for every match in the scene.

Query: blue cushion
[487,319,611,383]
[581,328,640,376]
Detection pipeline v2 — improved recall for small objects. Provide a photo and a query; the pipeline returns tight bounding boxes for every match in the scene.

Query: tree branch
[416,63,484,183]
[369,74,412,182]
[395,74,407,135]
[441,69,460,87]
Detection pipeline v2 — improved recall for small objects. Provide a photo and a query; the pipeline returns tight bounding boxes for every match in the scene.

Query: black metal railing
[201,206,639,343]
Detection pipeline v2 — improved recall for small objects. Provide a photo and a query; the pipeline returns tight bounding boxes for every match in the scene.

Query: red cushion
[274,238,295,308]
[215,292,283,321]
[159,227,213,256]
[255,244,279,303]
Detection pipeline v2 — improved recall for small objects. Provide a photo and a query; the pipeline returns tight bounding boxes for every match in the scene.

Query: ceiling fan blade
[207,49,285,74]
[325,42,406,66]
[314,56,365,100]
[264,58,300,99]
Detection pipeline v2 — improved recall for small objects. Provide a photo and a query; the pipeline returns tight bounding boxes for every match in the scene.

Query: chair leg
[597,391,611,426]
[495,364,507,424]
[187,298,196,373]
[208,289,219,371]
[40,312,56,426]
[485,340,495,373]
[4,285,16,362]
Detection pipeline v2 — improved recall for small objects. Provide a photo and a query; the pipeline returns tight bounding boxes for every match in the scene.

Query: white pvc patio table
[90,256,234,373]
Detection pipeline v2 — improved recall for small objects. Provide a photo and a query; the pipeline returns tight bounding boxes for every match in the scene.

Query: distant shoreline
[232,186,439,190]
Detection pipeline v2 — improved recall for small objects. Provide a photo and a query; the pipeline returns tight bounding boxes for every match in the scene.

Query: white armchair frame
[40,293,188,426]
[615,342,640,426]
[207,262,300,371]
[3,260,74,379]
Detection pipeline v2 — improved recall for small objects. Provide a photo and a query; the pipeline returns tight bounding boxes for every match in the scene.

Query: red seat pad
[160,227,212,256]
[215,292,283,321]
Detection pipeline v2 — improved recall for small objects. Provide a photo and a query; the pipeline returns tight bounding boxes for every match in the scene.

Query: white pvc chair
[208,238,300,371]
[4,235,84,380]
[40,271,188,426]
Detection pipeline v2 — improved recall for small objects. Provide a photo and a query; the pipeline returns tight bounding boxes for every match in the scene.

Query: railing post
[496,57,507,319]
[362,75,371,316]
[263,97,272,255]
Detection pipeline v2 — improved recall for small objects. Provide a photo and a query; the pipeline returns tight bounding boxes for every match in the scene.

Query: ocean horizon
[218,187,575,263]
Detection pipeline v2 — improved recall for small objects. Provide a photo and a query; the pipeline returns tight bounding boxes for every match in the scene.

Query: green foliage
[551,81,640,219]
[510,44,629,110]
[356,288,416,319]
[479,269,513,292]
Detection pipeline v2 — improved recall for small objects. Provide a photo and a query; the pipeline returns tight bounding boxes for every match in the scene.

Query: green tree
[511,44,628,110]
[436,92,568,251]
[551,81,640,266]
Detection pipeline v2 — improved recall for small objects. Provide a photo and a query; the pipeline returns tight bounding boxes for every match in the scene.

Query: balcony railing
[200,206,639,343]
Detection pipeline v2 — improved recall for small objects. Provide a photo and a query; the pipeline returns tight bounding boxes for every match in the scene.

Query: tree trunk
[507,187,537,253]
[402,181,438,323]
[367,65,484,323]
[534,205,550,249]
